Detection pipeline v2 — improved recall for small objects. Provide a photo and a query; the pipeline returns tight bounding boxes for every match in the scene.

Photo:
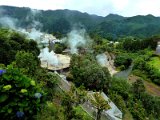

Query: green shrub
[114,54,132,70]
[33,69,59,100]
[128,100,147,120]
[118,65,125,71]
[35,101,65,120]
[109,77,131,100]
[72,106,93,120]
[54,43,66,54]
[66,72,74,81]
[109,93,126,113]
[0,64,44,119]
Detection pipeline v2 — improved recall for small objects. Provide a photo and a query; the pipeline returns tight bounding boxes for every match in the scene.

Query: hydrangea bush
[0,64,44,119]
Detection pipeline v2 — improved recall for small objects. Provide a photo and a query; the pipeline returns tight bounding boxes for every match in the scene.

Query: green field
[148,57,160,70]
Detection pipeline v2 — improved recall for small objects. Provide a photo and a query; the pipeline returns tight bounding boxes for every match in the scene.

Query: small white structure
[156,42,160,55]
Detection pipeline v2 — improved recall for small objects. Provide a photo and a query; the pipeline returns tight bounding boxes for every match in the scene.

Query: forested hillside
[1,6,160,38]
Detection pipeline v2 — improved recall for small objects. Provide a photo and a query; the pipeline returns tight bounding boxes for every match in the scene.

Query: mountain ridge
[1,5,160,38]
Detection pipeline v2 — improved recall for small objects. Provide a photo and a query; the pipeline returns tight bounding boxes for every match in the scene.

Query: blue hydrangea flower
[16,111,24,118]
[0,70,6,75]
[34,93,42,98]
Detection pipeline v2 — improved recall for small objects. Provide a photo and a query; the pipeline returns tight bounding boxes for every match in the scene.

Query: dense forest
[0,5,160,120]
[1,6,160,39]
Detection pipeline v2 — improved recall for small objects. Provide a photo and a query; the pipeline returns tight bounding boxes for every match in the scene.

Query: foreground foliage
[0,64,44,119]
[0,28,39,65]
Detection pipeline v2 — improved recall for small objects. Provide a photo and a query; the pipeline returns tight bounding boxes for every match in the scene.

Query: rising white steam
[96,53,108,67]
[63,29,91,54]
[0,7,43,42]
[20,28,43,43]
[0,8,62,67]
[38,47,59,66]
[0,17,18,29]
[0,17,44,44]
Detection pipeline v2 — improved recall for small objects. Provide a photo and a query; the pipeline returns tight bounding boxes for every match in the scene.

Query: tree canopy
[70,54,111,91]
[0,28,40,65]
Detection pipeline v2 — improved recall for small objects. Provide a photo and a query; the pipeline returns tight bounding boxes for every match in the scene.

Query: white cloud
[0,0,160,17]
[134,0,160,16]
[0,0,66,10]
[117,0,160,16]
[110,0,129,11]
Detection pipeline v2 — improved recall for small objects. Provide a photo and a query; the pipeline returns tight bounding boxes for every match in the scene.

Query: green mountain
[1,5,160,38]
[95,14,160,38]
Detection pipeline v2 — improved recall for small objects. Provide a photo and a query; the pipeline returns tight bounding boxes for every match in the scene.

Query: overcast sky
[0,0,160,17]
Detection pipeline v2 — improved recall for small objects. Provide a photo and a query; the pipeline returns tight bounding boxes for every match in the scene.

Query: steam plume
[0,8,44,44]
[63,29,91,54]
[0,8,61,67]
[0,17,18,29]
[38,47,59,66]
[96,53,108,67]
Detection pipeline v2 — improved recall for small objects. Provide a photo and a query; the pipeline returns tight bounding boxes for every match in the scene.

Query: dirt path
[143,81,160,97]
[128,75,160,97]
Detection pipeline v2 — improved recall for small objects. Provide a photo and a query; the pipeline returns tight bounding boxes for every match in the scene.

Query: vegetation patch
[148,56,160,71]
[144,80,160,97]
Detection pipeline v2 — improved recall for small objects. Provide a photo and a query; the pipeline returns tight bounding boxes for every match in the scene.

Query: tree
[62,84,87,120]
[132,79,145,99]
[70,54,111,91]
[140,93,160,118]
[114,54,132,70]
[0,29,40,65]
[109,77,131,100]
[53,18,71,34]
[54,43,66,54]
[133,57,146,70]
[109,93,126,113]
[15,51,39,76]
[34,70,59,100]
[27,40,40,56]
[128,100,147,120]
[52,32,64,39]
[89,92,110,120]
